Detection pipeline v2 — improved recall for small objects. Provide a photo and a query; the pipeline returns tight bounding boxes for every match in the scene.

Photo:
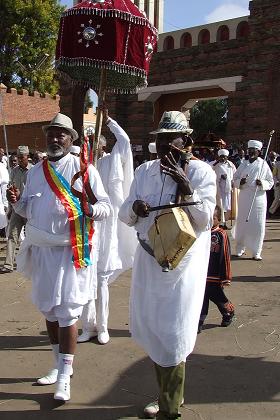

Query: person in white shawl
[119,111,216,420]
[232,140,273,260]
[78,106,136,345]
[212,149,236,227]
[7,113,111,401]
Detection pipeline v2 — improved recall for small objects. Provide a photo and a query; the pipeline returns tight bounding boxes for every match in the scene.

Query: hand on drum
[132,200,150,218]
[160,151,193,196]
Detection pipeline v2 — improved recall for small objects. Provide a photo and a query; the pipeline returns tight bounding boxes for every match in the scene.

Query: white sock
[58,353,74,376]
[51,344,59,369]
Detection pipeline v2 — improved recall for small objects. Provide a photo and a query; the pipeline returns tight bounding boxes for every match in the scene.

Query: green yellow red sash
[43,159,94,269]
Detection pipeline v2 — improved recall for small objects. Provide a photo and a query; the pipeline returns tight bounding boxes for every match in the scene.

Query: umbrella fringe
[63,6,158,37]
[56,57,148,78]
[56,68,147,95]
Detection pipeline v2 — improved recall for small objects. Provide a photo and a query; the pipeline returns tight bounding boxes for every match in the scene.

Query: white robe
[232,157,273,256]
[0,162,9,229]
[213,160,236,212]
[13,153,111,313]
[96,118,137,282]
[119,159,216,367]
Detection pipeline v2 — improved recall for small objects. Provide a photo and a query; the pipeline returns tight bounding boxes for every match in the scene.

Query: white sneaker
[236,250,245,257]
[54,374,71,401]
[37,368,58,385]
[253,254,262,261]
[77,330,98,343]
[37,367,73,385]
[143,398,184,418]
[143,400,159,418]
[98,330,110,345]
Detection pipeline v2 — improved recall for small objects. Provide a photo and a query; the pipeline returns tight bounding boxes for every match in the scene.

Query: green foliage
[190,99,228,138]
[0,0,65,95]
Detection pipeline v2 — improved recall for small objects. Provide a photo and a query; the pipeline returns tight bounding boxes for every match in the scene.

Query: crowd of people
[0,108,277,419]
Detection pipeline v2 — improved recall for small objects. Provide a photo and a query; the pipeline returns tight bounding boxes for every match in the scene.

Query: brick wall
[0,86,60,152]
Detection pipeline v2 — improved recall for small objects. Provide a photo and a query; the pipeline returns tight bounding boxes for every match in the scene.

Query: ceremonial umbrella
[56,0,158,159]
[54,0,157,265]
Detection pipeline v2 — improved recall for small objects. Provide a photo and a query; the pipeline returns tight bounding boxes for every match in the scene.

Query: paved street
[0,220,280,420]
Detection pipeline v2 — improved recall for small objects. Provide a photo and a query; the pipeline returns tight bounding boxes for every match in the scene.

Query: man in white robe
[212,149,236,227]
[233,140,273,260]
[78,106,136,345]
[7,113,111,401]
[119,111,216,420]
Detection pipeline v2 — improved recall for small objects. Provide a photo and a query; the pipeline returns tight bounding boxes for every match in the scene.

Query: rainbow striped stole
[43,159,94,269]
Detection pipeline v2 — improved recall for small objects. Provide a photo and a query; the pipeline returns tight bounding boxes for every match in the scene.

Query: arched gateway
[60,0,280,156]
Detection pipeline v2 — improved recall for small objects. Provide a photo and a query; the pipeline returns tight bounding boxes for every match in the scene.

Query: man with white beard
[8,113,111,401]
[233,140,273,260]
[212,149,236,228]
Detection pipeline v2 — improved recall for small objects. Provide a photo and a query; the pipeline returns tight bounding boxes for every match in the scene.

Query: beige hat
[150,111,193,135]
[17,145,29,155]
[42,113,78,141]
[248,140,263,150]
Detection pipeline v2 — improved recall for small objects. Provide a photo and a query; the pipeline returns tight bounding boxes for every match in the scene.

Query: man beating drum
[119,111,217,420]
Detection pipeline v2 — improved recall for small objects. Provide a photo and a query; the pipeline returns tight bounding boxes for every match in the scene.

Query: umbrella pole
[93,69,107,166]
[0,90,10,173]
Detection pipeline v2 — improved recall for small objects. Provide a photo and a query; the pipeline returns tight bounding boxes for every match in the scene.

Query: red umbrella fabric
[56,0,158,93]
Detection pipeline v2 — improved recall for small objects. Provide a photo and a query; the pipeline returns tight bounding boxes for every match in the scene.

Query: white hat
[42,113,79,141]
[218,149,229,157]
[70,145,81,154]
[17,145,29,155]
[248,140,263,150]
[148,142,157,154]
[150,111,193,135]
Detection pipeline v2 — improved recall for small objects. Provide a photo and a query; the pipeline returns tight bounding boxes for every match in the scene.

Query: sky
[59,0,250,32]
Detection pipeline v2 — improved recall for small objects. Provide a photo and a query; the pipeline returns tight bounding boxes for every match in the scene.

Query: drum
[148,207,196,270]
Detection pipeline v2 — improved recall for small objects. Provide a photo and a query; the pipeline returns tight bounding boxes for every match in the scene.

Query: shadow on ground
[1,351,280,419]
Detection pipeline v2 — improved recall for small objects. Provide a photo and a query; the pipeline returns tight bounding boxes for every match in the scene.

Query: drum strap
[137,233,155,258]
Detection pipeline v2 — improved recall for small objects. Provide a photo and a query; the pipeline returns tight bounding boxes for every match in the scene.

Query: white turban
[70,145,81,154]
[248,140,263,150]
[218,149,229,157]
[148,142,157,154]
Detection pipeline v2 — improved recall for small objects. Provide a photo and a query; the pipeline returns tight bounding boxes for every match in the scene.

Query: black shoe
[221,313,234,327]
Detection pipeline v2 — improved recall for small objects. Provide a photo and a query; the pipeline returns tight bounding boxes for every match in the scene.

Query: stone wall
[0,86,59,151]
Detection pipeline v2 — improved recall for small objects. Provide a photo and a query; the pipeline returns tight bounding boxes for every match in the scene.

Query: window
[217,25,230,42]
[163,36,174,51]
[237,21,250,39]
[180,32,192,48]
[198,29,210,45]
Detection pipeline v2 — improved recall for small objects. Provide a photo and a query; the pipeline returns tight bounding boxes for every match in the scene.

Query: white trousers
[80,271,112,332]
